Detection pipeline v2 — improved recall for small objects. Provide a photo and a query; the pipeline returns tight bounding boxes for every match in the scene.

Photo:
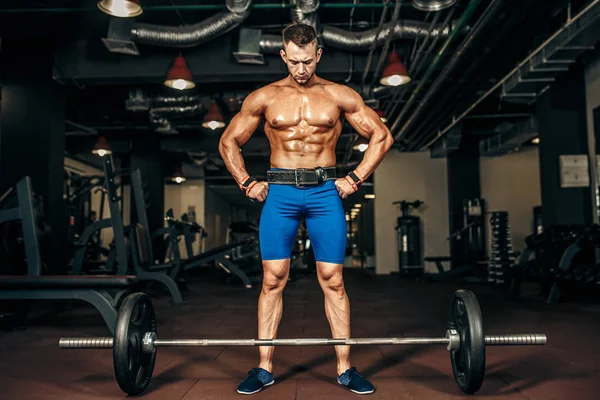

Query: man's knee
[262,260,289,293]
[318,267,345,295]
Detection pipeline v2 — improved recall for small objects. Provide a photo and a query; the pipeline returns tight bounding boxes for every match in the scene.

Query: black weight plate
[114,292,157,395]
[448,289,485,394]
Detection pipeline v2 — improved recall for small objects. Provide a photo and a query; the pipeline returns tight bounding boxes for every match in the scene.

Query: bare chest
[264,92,341,129]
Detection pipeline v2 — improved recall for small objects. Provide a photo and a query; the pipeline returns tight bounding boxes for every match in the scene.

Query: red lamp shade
[202,103,226,130]
[97,0,143,18]
[171,167,186,183]
[92,136,112,157]
[380,53,411,87]
[164,55,195,90]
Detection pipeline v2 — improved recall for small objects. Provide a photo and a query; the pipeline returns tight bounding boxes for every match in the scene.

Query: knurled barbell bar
[57,290,547,396]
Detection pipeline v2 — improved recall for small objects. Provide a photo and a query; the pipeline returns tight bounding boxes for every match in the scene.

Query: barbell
[58,290,547,396]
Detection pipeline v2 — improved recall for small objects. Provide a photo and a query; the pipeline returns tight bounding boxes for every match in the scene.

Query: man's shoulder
[320,81,361,102]
[244,84,280,106]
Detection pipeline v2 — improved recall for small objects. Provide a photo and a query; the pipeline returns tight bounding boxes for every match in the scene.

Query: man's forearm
[353,132,394,181]
[219,139,250,184]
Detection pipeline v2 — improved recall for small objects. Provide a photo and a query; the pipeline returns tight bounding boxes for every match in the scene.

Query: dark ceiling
[0,0,598,211]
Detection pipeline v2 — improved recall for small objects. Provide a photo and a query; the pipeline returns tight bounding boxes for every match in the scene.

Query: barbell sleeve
[60,338,114,349]
[59,333,546,350]
[485,334,547,345]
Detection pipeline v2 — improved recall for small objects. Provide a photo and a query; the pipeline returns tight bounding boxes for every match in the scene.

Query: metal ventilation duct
[132,10,250,47]
[257,20,455,54]
[148,95,207,133]
[103,0,252,53]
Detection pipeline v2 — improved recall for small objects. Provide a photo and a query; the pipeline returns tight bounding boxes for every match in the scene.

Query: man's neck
[286,74,319,89]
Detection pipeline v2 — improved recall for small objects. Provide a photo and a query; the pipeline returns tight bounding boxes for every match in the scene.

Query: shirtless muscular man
[218,22,394,395]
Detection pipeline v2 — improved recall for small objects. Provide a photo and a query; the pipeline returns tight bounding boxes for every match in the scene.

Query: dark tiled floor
[1,269,600,399]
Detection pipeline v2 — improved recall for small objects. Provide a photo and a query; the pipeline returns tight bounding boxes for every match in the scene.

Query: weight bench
[180,239,255,289]
[130,224,184,304]
[422,257,484,282]
[0,275,138,334]
[162,213,255,289]
[424,257,452,274]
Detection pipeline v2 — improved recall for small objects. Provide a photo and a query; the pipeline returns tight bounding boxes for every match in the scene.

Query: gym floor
[1,269,599,399]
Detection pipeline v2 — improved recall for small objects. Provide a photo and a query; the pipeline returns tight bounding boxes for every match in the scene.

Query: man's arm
[218,89,267,186]
[336,85,394,182]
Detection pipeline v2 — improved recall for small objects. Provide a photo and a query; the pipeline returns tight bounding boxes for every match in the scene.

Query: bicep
[337,86,387,140]
[345,105,388,140]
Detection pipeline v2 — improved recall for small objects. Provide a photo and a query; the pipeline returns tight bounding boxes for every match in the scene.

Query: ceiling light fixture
[97,0,143,18]
[164,55,195,90]
[380,53,411,87]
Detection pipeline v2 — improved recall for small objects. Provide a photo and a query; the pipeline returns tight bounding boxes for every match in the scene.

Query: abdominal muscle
[265,124,340,169]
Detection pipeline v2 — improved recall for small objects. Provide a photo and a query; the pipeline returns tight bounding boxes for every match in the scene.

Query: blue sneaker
[337,367,375,395]
[237,367,275,395]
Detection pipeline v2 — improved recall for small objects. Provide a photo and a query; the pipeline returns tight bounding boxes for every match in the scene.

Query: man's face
[280,41,322,85]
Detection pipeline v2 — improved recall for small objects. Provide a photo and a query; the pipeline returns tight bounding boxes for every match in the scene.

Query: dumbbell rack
[489,212,517,285]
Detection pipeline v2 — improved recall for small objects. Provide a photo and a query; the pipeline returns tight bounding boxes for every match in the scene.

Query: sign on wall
[559,155,590,188]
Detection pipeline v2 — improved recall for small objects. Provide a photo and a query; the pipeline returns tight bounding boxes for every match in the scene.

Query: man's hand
[335,178,355,199]
[248,182,269,202]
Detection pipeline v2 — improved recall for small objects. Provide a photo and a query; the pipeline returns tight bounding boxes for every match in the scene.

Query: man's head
[280,23,322,85]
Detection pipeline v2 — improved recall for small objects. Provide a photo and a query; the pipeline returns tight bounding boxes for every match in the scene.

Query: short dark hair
[282,23,317,49]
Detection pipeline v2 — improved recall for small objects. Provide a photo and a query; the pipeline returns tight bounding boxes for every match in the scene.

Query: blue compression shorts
[259,171,347,264]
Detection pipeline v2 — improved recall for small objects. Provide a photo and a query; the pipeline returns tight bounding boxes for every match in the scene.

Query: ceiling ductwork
[104,0,252,53]
[103,0,455,60]
[132,9,250,47]
[146,94,207,133]
[256,19,455,55]
[320,20,454,52]
[290,0,320,27]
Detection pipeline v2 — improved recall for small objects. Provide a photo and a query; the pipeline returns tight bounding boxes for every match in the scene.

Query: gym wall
[374,151,450,275]
[480,147,542,255]
[164,181,206,256]
[204,188,234,249]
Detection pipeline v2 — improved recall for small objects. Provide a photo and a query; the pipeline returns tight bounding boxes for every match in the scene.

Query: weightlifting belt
[267,167,337,187]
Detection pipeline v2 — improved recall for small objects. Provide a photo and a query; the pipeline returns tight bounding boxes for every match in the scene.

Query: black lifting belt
[267,167,337,187]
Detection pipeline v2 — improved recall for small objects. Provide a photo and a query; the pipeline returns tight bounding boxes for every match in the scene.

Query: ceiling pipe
[393,0,504,142]
[360,0,392,87]
[410,0,579,151]
[382,9,453,116]
[388,0,484,138]
[0,3,413,13]
[421,0,600,150]
[370,0,403,87]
